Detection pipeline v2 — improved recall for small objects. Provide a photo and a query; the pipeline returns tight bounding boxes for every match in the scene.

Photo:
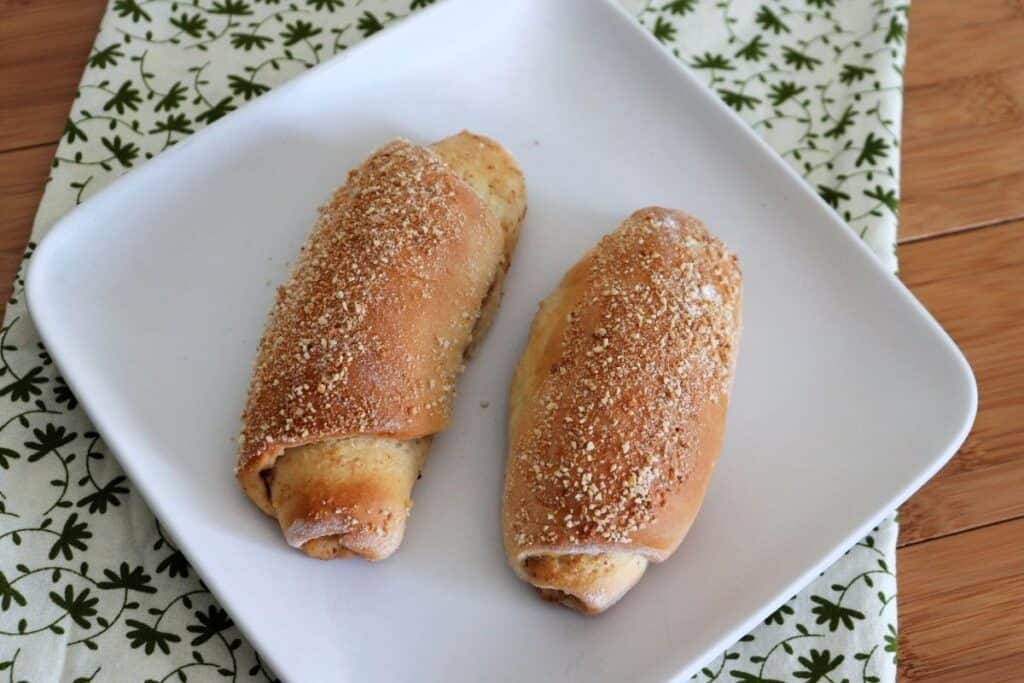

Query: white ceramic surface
[27,0,976,681]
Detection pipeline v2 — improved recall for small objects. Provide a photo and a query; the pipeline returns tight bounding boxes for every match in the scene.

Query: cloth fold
[0,0,907,680]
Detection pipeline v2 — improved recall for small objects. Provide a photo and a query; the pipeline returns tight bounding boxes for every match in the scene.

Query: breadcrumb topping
[509,208,741,548]
[238,140,498,470]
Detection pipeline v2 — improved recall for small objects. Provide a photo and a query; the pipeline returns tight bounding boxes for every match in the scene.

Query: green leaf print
[228,75,271,101]
[652,16,677,43]
[692,52,734,70]
[151,113,195,136]
[88,44,124,69]
[98,563,158,594]
[718,89,761,111]
[855,132,889,167]
[194,97,237,124]
[50,585,100,629]
[124,619,182,655]
[810,595,866,631]
[817,185,850,208]
[839,63,875,85]
[0,447,19,470]
[49,514,93,561]
[767,80,805,105]
[823,104,857,139]
[885,17,906,44]
[154,82,188,112]
[76,476,129,514]
[864,185,898,214]
[170,13,209,39]
[662,0,697,15]
[0,366,49,402]
[735,35,768,62]
[884,624,898,663]
[210,0,254,16]
[307,0,346,10]
[793,649,844,682]
[186,606,234,646]
[101,136,140,168]
[156,549,191,579]
[357,11,385,37]
[63,120,89,144]
[0,571,27,611]
[113,0,151,23]
[763,602,795,626]
[280,20,323,46]
[230,32,274,51]
[103,81,143,114]
[25,424,75,461]
[755,5,790,35]
[782,46,822,71]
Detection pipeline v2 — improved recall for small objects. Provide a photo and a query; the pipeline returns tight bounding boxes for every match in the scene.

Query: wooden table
[2,0,1022,679]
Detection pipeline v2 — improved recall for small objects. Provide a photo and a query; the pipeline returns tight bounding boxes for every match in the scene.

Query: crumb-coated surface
[236,133,526,561]
[504,207,741,610]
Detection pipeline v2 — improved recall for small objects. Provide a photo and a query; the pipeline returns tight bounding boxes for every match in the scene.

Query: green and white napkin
[0,1,907,680]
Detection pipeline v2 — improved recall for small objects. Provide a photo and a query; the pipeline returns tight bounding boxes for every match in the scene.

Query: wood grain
[899,517,1024,682]
[904,0,1024,87]
[900,0,1024,241]
[0,0,107,153]
[898,220,1024,545]
[0,144,54,307]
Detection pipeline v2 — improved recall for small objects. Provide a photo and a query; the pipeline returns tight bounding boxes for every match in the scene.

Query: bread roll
[503,207,741,613]
[237,131,526,560]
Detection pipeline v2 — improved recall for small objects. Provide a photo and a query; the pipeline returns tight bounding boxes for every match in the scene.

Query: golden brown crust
[237,133,526,559]
[503,207,741,612]
[238,139,503,506]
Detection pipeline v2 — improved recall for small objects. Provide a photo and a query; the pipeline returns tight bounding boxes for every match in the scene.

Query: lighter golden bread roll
[503,207,741,613]
[238,132,526,560]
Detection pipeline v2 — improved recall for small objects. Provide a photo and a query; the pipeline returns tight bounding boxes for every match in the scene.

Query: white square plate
[27,0,976,681]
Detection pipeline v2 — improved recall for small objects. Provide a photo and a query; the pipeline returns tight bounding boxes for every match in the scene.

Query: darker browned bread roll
[238,132,526,560]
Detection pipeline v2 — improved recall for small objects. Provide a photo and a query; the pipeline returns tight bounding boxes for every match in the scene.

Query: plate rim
[25,0,978,680]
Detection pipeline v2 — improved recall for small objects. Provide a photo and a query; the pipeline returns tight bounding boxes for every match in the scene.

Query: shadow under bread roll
[503,207,741,613]
[237,131,526,561]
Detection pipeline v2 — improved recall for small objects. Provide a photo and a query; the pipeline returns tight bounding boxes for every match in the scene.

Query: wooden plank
[900,0,1024,241]
[904,0,1024,89]
[899,517,1024,682]
[898,220,1024,544]
[0,0,107,152]
[0,144,54,308]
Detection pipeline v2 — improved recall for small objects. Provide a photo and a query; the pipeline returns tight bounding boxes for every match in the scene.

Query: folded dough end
[430,131,527,357]
[267,436,429,561]
[429,131,526,252]
[522,552,649,615]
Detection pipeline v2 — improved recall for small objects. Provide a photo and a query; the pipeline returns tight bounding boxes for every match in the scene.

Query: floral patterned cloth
[1,1,907,681]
